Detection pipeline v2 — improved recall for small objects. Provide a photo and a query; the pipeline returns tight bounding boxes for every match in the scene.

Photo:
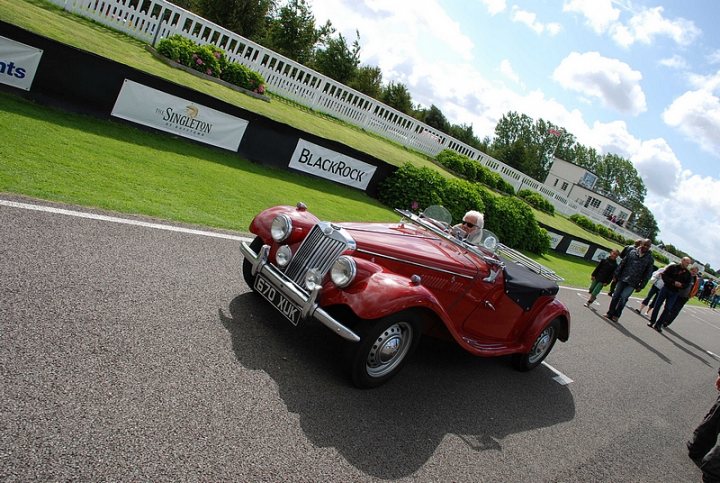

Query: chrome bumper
[240,240,360,342]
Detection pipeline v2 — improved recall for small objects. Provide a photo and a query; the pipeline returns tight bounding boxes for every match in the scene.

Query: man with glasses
[451,210,484,242]
[604,238,655,323]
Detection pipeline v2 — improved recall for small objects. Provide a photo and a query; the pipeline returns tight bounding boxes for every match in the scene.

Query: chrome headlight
[330,256,356,288]
[275,245,292,267]
[271,214,292,242]
[304,269,323,291]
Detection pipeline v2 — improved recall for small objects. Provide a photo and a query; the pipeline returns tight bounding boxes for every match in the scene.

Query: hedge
[435,149,515,195]
[378,163,549,253]
[157,35,266,94]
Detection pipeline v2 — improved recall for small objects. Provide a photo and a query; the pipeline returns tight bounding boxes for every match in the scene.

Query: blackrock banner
[111,79,248,151]
[0,35,43,91]
[289,139,377,190]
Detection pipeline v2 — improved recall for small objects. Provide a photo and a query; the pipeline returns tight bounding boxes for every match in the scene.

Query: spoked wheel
[242,236,264,291]
[349,311,422,388]
[512,319,560,371]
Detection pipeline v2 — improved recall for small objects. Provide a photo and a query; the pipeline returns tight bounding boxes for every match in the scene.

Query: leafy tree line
[485,111,658,242]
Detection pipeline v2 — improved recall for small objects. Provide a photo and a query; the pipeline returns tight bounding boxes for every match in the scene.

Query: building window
[553,179,558,187]
[585,196,601,209]
[561,181,568,191]
[603,206,616,216]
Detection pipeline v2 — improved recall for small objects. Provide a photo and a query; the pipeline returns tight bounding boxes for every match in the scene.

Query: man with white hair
[452,210,484,241]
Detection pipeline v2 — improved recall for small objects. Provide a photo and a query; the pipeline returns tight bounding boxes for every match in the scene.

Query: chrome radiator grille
[284,222,354,285]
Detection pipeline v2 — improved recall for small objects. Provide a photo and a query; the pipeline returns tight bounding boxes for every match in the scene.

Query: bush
[485,196,550,253]
[156,35,196,66]
[156,35,266,94]
[190,44,225,77]
[435,149,514,195]
[652,251,670,264]
[377,163,444,211]
[518,189,555,215]
[570,214,638,246]
[441,179,485,224]
[378,164,547,253]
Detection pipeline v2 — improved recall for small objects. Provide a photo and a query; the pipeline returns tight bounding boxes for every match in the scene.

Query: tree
[264,0,331,65]
[380,82,413,114]
[593,153,647,207]
[313,31,360,84]
[417,105,450,133]
[626,204,658,241]
[448,123,482,150]
[194,0,274,40]
[348,65,383,98]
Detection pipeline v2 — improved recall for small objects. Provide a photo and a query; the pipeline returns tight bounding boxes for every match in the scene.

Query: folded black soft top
[502,258,560,311]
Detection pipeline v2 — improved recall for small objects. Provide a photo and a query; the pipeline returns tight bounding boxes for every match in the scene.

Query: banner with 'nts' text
[0,35,43,91]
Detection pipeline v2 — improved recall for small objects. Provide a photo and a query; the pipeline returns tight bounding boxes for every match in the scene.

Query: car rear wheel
[242,236,264,290]
[349,311,422,388]
[512,319,560,371]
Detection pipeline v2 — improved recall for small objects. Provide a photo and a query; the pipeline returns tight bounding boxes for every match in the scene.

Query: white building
[543,157,633,226]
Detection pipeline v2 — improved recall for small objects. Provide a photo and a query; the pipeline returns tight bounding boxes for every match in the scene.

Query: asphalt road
[1,198,718,482]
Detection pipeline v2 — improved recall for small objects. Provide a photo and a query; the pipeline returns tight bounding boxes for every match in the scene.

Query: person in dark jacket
[648,257,693,333]
[608,239,643,296]
[688,367,720,482]
[659,266,699,328]
[605,239,655,323]
[585,249,619,307]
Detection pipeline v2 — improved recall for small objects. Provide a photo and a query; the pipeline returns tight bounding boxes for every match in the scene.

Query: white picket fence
[46,0,653,245]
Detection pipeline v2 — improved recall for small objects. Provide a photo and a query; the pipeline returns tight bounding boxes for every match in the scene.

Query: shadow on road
[220,294,575,479]
[587,306,672,364]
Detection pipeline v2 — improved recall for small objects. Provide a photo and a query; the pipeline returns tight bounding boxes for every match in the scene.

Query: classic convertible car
[240,203,570,388]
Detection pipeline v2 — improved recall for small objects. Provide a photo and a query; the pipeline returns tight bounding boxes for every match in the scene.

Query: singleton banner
[0,35,43,91]
[111,79,248,151]
[289,139,377,190]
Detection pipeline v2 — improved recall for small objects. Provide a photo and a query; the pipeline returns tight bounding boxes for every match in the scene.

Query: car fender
[249,204,320,245]
[519,298,571,350]
[322,268,455,326]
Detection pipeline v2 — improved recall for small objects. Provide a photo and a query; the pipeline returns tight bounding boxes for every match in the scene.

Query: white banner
[111,79,248,151]
[566,240,590,258]
[289,139,377,190]
[0,35,43,91]
[546,231,564,250]
[592,248,610,262]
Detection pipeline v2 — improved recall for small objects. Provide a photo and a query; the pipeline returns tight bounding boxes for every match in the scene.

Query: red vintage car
[240,203,570,388]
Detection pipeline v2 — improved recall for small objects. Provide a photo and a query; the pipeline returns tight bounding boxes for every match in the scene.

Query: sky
[308,0,720,269]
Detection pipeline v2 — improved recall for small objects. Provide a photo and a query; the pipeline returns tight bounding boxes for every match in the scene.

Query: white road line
[542,362,574,385]
[0,199,254,242]
[707,351,719,360]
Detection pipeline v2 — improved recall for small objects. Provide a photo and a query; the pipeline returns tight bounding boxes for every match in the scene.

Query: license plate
[254,274,302,326]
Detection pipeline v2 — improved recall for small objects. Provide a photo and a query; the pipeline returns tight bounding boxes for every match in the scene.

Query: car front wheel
[512,319,560,371]
[349,311,422,388]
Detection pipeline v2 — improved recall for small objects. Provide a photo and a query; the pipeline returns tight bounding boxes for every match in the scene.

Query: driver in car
[451,210,484,241]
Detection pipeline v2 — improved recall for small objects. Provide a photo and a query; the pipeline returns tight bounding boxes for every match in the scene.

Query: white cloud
[630,138,683,196]
[709,50,720,65]
[499,59,523,87]
[511,7,561,36]
[480,0,506,16]
[663,73,720,155]
[311,0,475,68]
[552,52,647,115]
[562,0,620,34]
[659,55,688,70]
[646,173,720,266]
[610,6,701,48]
